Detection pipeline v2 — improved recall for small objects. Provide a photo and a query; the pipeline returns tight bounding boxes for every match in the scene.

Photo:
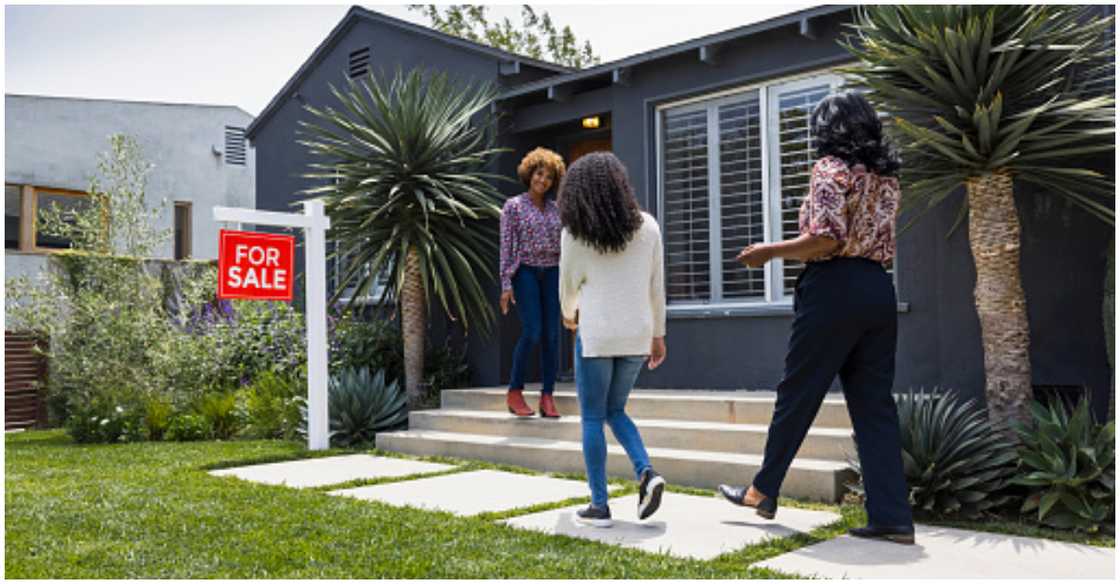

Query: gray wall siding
[5,95,254,282]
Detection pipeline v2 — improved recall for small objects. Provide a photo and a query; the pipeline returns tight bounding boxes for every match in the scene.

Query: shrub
[847,388,1018,519]
[238,370,304,440]
[166,414,210,441]
[143,396,173,441]
[195,391,240,440]
[65,399,146,444]
[1012,398,1115,533]
[304,367,409,447]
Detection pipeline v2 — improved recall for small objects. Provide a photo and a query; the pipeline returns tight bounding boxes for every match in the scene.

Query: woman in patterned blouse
[499,147,566,418]
[718,92,916,545]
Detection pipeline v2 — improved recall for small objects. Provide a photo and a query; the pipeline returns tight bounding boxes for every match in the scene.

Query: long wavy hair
[811,92,901,177]
[557,151,644,254]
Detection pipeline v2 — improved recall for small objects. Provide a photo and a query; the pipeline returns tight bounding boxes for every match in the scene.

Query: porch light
[581,116,601,129]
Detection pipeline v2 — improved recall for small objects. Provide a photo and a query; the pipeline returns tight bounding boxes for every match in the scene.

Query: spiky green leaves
[840,6,1115,226]
[302,367,409,448]
[1012,398,1115,533]
[298,68,509,334]
[847,388,1018,518]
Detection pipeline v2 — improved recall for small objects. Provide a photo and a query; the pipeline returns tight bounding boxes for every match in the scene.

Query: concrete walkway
[211,455,1115,578]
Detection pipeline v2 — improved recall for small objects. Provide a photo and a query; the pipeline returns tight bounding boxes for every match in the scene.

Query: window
[657,71,848,308]
[174,202,192,259]
[6,184,20,249]
[331,241,390,304]
[224,127,247,166]
[33,188,90,250]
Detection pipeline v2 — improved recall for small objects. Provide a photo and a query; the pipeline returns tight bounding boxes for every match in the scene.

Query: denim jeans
[509,265,560,394]
[575,334,651,507]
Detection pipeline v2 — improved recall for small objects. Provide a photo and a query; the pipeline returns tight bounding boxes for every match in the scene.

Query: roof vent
[224,126,246,166]
[348,46,371,79]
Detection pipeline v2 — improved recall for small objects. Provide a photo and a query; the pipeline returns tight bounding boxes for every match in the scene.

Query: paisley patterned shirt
[799,155,900,266]
[499,193,562,291]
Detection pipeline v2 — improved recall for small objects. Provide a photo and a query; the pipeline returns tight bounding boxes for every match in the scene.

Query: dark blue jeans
[509,265,560,394]
[753,258,913,528]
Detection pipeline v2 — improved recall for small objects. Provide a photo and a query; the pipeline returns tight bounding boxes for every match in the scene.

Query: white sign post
[213,200,332,450]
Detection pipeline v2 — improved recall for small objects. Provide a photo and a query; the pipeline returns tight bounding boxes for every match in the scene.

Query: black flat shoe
[717,484,777,519]
[848,525,916,545]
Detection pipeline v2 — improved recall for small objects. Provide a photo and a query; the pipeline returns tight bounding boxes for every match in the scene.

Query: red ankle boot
[507,389,534,417]
[539,393,560,418]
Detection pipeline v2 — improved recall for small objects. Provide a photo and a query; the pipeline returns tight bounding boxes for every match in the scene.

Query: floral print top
[499,193,562,291]
[799,155,900,266]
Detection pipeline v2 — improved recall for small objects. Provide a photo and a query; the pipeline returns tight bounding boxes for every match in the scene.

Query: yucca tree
[841,6,1115,433]
[299,69,507,403]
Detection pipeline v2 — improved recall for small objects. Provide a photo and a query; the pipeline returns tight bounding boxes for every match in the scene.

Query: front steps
[376,385,858,502]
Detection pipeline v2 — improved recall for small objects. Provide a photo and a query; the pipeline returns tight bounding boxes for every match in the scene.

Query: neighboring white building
[4,94,256,280]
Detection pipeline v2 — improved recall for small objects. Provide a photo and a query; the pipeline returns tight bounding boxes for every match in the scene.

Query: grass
[6,430,1112,578]
[5,430,815,578]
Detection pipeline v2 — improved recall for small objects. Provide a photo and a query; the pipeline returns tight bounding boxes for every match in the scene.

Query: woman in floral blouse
[499,147,566,418]
[719,92,916,545]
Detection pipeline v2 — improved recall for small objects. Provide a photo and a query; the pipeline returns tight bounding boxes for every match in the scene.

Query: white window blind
[661,108,711,303]
[659,70,871,308]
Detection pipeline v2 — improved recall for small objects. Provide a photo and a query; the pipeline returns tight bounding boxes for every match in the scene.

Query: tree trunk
[967,171,1033,436]
[400,245,426,405]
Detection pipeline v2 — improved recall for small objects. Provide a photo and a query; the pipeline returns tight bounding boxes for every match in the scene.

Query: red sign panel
[218,229,295,301]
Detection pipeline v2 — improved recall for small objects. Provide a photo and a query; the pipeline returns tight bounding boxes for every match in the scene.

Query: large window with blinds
[657,71,851,308]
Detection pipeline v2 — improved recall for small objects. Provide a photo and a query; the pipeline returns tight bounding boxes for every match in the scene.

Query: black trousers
[753,257,913,528]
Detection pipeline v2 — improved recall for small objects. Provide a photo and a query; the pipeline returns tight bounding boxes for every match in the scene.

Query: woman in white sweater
[557,151,668,527]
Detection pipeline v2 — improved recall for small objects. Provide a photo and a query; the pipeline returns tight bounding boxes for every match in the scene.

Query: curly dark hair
[811,91,901,177]
[557,151,644,254]
[517,147,566,188]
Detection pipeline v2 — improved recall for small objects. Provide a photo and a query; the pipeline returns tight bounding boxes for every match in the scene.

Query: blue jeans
[575,335,651,507]
[509,265,560,394]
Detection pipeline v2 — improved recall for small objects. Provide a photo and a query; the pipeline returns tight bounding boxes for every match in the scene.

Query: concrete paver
[502,492,840,560]
[330,469,616,516]
[755,523,1115,579]
[209,454,453,488]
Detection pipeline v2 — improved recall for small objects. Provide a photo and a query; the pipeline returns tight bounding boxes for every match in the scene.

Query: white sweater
[559,212,667,358]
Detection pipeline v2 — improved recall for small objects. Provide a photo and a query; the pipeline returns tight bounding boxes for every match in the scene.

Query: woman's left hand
[737,244,773,268]
[563,312,578,331]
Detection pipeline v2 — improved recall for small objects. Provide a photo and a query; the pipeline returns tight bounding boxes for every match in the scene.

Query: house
[247,5,1114,418]
[5,94,256,276]
[4,94,256,428]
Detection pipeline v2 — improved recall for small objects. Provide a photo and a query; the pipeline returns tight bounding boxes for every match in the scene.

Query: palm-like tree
[841,6,1115,431]
[299,69,507,403]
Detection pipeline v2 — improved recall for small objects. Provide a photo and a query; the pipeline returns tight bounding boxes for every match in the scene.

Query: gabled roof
[246,5,573,139]
[497,5,851,101]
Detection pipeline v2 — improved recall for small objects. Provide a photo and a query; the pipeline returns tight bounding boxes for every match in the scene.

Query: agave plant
[300,367,408,448]
[1011,398,1115,533]
[847,388,1018,518]
[841,6,1115,433]
[299,68,507,403]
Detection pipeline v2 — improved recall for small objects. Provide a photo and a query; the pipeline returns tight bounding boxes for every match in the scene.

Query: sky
[4,2,813,116]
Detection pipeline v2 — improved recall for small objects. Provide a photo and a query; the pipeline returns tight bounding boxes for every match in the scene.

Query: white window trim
[331,242,389,305]
[656,65,895,312]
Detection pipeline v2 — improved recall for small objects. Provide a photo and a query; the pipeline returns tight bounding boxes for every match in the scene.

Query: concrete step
[442,386,853,429]
[375,430,854,503]
[409,409,854,462]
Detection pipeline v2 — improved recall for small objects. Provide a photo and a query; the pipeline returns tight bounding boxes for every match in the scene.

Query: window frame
[5,185,93,254]
[656,66,867,313]
[330,241,390,306]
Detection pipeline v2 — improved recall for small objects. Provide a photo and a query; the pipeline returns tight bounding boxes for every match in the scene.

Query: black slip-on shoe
[638,468,666,520]
[848,525,916,545]
[575,504,613,528]
[717,484,778,519]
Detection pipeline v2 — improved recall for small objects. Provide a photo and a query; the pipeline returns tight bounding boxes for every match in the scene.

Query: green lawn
[4,430,1111,578]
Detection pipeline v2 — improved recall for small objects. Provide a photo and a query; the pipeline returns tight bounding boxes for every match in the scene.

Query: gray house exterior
[5,94,256,280]
[248,6,1114,416]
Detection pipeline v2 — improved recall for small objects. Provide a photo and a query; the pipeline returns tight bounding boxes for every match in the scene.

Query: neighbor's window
[174,201,192,259]
[33,188,91,250]
[5,184,21,250]
[331,240,390,304]
[658,71,875,308]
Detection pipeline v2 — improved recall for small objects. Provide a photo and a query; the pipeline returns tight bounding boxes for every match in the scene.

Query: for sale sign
[218,229,295,301]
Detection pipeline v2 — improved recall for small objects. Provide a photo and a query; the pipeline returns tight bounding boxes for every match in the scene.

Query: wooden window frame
[5,184,92,253]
